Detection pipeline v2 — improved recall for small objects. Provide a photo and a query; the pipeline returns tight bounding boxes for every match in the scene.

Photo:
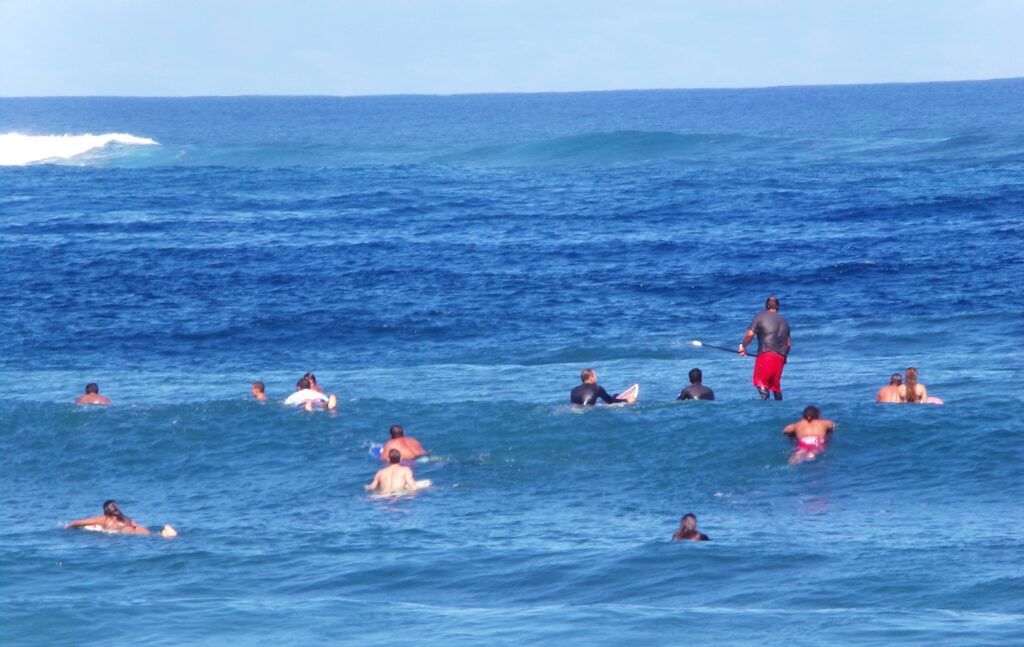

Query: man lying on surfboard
[379,424,426,462]
[570,368,635,406]
[783,406,836,464]
[366,449,421,495]
[66,500,177,538]
[283,377,337,410]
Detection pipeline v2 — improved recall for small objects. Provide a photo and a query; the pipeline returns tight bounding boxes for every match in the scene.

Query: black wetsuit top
[749,310,790,357]
[571,383,620,406]
[678,384,715,401]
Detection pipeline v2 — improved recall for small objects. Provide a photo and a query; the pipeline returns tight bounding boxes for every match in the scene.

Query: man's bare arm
[66,515,106,528]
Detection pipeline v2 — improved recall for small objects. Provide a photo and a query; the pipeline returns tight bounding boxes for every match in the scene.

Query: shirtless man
[380,424,426,462]
[283,377,337,410]
[365,449,419,494]
[75,383,111,405]
[677,368,715,401]
[876,374,902,403]
[66,500,177,538]
[783,406,836,464]
[251,381,268,401]
[570,368,630,406]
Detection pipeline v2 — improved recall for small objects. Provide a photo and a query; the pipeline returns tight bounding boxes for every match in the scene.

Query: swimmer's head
[680,513,697,532]
[580,368,596,384]
[389,425,404,439]
[388,448,402,464]
[765,296,780,311]
[296,377,311,390]
[85,383,99,394]
[252,381,265,393]
[303,372,317,385]
[103,500,127,521]
[889,373,902,386]
[803,406,821,421]
[688,368,703,384]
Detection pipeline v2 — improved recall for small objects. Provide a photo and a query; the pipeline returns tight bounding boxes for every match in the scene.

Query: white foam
[0,132,159,166]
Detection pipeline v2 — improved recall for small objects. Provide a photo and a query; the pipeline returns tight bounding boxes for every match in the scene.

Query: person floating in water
[783,406,836,464]
[876,373,902,403]
[677,368,715,401]
[303,372,324,394]
[365,449,420,494]
[673,513,710,541]
[570,368,631,406]
[739,296,790,400]
[66,500,177,538]
[284,377,337,410]
[899,367,927,403]
[380,424,426,462]
[251,380,268,401]
[75,383,111,405]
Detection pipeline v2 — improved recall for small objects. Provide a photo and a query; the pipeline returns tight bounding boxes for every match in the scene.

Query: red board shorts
[752,351,786,392]
[796,436,825,452]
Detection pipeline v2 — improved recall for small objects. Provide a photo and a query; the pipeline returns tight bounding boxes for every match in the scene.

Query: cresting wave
[0,132,159,166]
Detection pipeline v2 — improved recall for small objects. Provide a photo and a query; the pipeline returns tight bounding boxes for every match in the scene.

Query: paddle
[689,339,757,357]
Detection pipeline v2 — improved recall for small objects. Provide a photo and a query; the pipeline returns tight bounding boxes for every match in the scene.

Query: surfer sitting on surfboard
[783,406,836,465]
[379,424,426,462]
[876,373,902,403]
[677,368,715,401]
[570,368,633,406]
[366,449,421,495]
[66,500,177,538]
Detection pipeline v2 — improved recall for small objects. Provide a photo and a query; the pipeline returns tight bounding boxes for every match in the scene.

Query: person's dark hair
[103,500,128,522]
[904,367,920,403]
[297,377,311,390]
[889,373,902,386]
[389,425,404,439]
[253,381,265,393]
[580,368,595,383]
[85,383,99,394]
[765,296,780,311]
[388,448,402,464]
[303,372,317,385]
[680,513,697,533]
[803,406,820,421]
[688,368,702,384]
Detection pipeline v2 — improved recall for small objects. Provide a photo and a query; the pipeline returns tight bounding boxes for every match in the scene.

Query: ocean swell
[0,132,159,166]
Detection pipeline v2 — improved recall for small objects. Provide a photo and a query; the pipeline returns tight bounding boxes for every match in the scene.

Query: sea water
[1,80,1023,645]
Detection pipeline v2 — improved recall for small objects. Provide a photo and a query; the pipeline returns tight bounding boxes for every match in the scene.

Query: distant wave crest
[0,132,159,166]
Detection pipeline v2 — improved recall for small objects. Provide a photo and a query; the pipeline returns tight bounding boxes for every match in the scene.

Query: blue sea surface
[2,80,1023,645]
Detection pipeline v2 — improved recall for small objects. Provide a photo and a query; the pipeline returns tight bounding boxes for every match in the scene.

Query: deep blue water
[2,80,1023,646]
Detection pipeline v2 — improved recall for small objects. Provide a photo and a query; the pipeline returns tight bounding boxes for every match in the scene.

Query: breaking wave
[0,132,159,166]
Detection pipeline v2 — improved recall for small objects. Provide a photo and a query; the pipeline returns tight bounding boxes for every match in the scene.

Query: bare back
[369,464,417,494]
[784,418,835,441]
[380,437,426,461]
[876,385,901,403]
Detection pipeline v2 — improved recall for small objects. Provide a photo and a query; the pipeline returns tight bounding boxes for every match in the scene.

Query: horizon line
[2,75,1021,101]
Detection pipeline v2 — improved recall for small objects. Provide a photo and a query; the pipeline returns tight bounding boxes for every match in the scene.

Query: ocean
[1,79,1023,645]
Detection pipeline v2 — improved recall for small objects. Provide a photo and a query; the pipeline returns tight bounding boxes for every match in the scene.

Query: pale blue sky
[2,0,1022,96]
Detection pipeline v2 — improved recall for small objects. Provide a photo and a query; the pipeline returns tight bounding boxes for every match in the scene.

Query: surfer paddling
[75,383,111,405]
[677,368,715,401]
[673,513,710,541]
[783,406,835,464]
[876,373,902,403]
[66,500,177,538]
[379,424,426,462]
[739,296,790,400]
[570,368,633,406]
[366,449,421,494]
[284,377,337,410]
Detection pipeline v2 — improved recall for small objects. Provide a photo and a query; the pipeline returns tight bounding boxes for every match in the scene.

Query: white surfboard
[370,479,432,499]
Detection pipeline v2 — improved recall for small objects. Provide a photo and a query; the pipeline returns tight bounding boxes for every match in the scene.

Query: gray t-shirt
[749,310,790,356]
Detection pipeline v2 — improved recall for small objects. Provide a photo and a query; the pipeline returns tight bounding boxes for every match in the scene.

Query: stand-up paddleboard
[370,479,432,499]
[603,383,639,406]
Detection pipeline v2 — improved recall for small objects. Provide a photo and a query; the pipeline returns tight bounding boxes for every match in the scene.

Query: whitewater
[1,80,1022,646]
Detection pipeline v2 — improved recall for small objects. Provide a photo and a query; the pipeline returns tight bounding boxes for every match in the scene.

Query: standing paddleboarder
[738,296,790,400]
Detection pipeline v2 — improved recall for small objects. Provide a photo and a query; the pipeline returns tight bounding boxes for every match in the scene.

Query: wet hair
[688,368,702,384]
[580,368,596,383]
[103,500,129,523]
[803,406,820,421]
[680,513,698,532]
[889,373,902,386]
[389,424,404,439]
[765,296,780,311]
[388,448,402,464]
[253,381,265,393]
[85,383,99,394]
[296,377,311,390]
[904,367,920,403]
[303,372,317,385]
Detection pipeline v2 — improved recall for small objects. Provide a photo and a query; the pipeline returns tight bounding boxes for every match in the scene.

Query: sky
[2,0,1023,96]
